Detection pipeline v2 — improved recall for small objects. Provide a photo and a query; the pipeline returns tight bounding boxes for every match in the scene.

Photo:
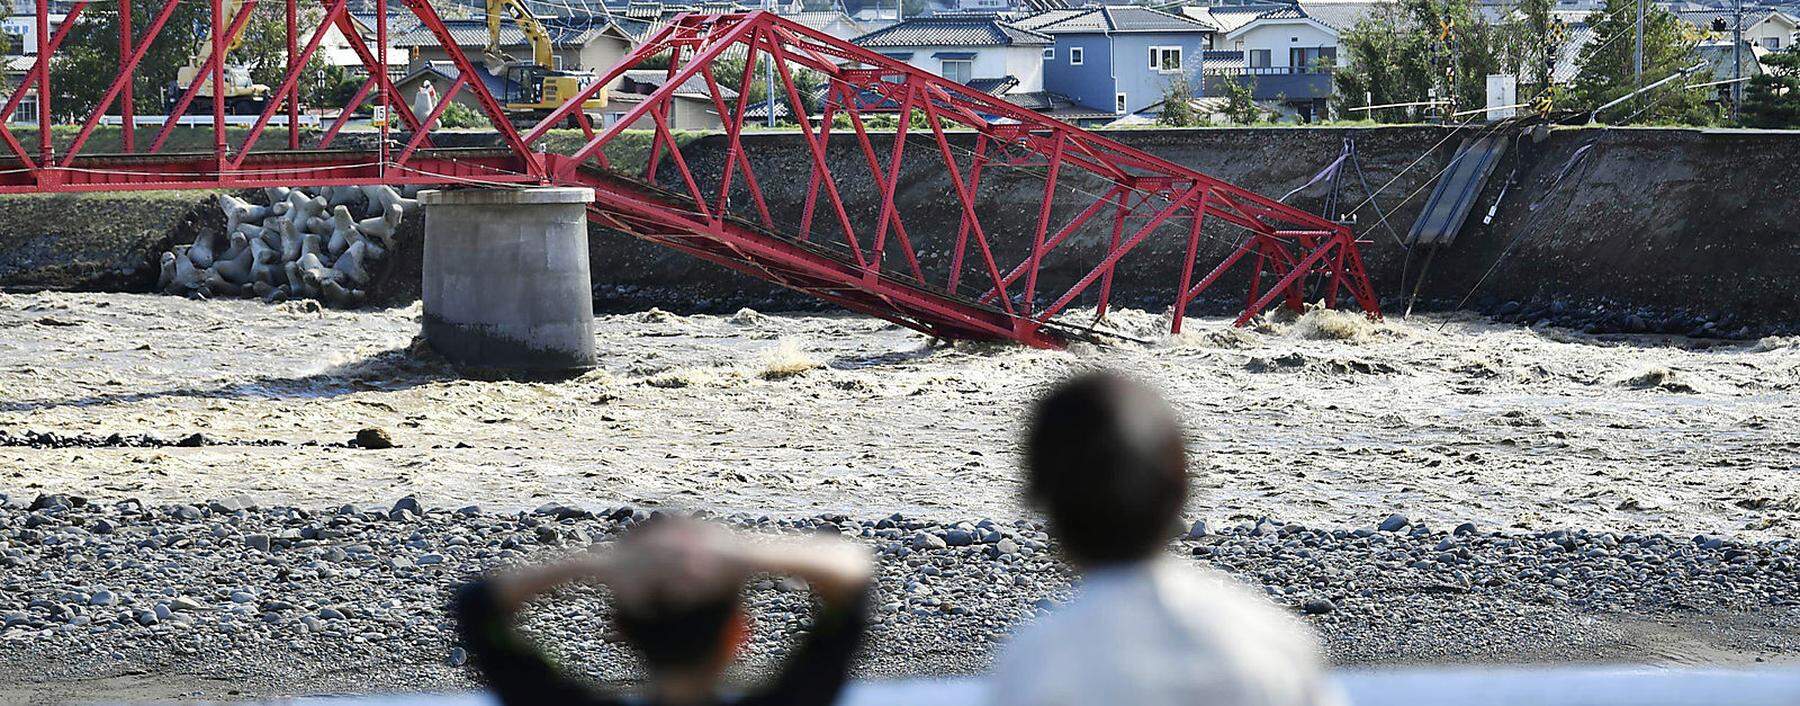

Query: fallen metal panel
[1407,134,1510,247]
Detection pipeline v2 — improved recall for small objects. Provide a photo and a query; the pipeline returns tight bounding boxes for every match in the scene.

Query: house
[606,68,734,129]
[1,0,76,58]
[1184,1,1377,121]
[323,12,411,71]
[1675,7,1799,52]
[393,17,635,77]
[778,10,870,41]
[392,61,518,115]
[851,13,1052,92]
[841,0,902,25]
[1015,5,1218,117]
[917,0,1030,15]
[393,62,733,130]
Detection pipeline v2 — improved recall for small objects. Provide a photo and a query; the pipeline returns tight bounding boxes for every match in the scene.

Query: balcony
[1200,53,1336,102]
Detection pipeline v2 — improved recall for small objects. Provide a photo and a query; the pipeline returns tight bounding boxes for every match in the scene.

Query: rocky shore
[2,493,1796,702]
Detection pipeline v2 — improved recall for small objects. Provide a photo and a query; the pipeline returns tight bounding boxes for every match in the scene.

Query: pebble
[1378,514,1410,532]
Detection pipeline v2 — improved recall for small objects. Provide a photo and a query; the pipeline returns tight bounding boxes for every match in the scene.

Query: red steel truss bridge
[0,5,1378,348]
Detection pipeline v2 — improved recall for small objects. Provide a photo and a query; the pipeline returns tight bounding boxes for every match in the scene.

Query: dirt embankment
[629,126,1800,336]
[0,192,212,292]
[3,127,1797,334]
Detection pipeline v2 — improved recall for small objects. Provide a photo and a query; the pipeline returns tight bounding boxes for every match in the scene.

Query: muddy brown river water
[3,291,1797,539]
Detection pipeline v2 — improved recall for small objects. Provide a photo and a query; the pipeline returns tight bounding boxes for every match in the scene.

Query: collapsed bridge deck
[0,7,1378,347]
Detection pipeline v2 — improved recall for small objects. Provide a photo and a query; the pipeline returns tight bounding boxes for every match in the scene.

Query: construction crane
[168,0,271,115]
[483,0,605,123]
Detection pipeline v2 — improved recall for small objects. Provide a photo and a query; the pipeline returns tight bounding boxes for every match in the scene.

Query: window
[941,59,972,84]
[1069,47,1084,65]
[1043,47,1054,60]
[1149,46,1182,73]
[1114,92,1127,114]
[14,92,35,123]
[1762,36,1780,50]
[1290,46,1336,72]
[1248,49,1272,68]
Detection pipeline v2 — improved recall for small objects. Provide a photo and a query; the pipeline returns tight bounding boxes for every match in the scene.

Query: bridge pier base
[419,187,597,375]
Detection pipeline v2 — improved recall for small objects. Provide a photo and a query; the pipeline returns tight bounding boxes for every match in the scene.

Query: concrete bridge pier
[419,187,596,375]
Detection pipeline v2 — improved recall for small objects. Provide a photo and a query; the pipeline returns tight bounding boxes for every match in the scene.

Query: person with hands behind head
[454,515,874,706]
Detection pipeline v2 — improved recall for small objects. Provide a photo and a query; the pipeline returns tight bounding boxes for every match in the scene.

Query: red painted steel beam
[6,9,1377,349]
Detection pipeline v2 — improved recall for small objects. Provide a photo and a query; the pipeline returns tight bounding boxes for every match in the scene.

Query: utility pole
[765,0,777,128]
[1633,0,1644,92]
[1731,0,1743,122]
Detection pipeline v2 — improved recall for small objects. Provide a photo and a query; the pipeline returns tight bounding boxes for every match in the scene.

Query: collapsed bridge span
[0,5,1377,347]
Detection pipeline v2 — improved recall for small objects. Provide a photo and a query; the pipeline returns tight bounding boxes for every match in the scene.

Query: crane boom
[487,0,556,70]
[191,0,254,73]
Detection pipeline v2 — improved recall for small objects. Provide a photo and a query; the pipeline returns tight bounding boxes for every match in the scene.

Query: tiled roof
[1552,23,1594,84]
[1009,7,1086,30]
[1675,7,1798,33]
[779,10,867,35]
[1695,37,1768,78]
[609,15,669,41]
[1183,3,1288,33]
[1255,6,1307,20]
[1001,90,1115,119]
[851,13,1052,47]
[1294,0,1388,30]
[394,61,519,101]
[620,69,740,98]
[966,75,1020,94]
[1201,49,1247,72]
[1022,5,1217,33]
[349,11,422,34]
[392,18,610,48]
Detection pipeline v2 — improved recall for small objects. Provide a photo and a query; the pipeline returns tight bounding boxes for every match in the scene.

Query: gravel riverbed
[2,291,1799,701]
[1,494,1796,704]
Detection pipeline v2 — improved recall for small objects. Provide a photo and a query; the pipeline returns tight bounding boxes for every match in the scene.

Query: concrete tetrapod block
[419,187,597,375]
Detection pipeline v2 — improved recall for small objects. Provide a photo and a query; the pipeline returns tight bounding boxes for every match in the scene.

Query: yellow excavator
[483,0,605,123]
[168,0,272,115]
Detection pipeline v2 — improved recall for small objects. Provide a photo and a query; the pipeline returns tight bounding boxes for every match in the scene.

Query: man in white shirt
[991,371,1341,706]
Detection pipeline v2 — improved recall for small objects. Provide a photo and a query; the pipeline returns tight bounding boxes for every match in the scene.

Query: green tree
[1568,0,1713,124]
[437,101,491,129]
[1333,0,1503,122]
[1500,0,1561,104]
[49,0,347,118]
[1740,49,1800,128]
[1222,76,1262,124]
[709,52,826,125]
[233,2,336,101]
[51,0,205,117]
[1156,74,1200,127]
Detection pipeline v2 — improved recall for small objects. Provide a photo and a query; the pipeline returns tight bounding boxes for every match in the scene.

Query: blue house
[1014,6,1218,118]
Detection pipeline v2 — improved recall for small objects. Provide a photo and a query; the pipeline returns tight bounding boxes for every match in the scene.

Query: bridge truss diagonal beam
[0,7,1378,348]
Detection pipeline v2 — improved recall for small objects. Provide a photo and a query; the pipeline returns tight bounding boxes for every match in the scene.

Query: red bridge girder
[0,4,1377,347]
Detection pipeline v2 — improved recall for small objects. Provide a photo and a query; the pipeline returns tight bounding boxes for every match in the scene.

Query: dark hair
[614,592,742,670]
[1023,371,1188,565]
[610,515,744,670]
